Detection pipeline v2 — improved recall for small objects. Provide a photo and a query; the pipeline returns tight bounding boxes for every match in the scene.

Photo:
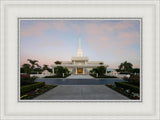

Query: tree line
[21,60,70,77]
[116,61,140,74]
[21,59,52,74]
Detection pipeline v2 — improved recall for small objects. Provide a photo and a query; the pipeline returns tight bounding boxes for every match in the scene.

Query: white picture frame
[0,0,159,120]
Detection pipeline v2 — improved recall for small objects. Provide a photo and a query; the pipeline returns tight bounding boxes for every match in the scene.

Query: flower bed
[21,74,37,86]
[21,82,45,95]
[106,84,140,100]
[20,85,57,99]
[115,82,139,93]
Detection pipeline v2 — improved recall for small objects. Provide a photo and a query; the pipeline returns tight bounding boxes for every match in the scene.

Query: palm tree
[97,66,106,76]
[118,61,133,73]
[21,64,31,74]
[35,63,41,68]
[27,59,39,70]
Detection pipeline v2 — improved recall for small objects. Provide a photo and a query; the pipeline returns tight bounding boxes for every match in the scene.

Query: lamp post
[96,73,98,78]
[52,67,54,75]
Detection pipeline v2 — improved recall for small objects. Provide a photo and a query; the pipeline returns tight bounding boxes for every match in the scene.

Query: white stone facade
[51,37,108,75]
[52,57,108,75]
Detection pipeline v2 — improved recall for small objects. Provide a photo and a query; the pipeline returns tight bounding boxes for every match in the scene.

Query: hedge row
[21,82,45,95]
[90,74,117,78]
[115,82,139,93]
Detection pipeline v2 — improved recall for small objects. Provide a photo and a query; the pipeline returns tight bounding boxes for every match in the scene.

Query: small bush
[21,74,37,86]
[21,82,45,95]
[115,82,139,93]
[21,74,30,80]
[123,76,129,81]
[128,75,140,86]
[123,75,140,86]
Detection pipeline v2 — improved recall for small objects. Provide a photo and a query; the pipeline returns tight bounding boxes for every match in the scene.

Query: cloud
[107,20,136,31]
[37,36,65,48]
[80,21,140,59]
[21,22,50,37]
[51,21,69,31]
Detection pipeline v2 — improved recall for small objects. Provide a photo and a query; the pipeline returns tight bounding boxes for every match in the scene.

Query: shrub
[106,84,140,99]
[21,82,45,95]
[21,77,37,86]
[115,82,139,93]
[54,66,70,77]
[21,74,32,86]
[21,74,30,80]
[123,75,140,86]
[123,76,129,81]
[20,74,37,86]
[90,66,106,76]
[128,75,140,86]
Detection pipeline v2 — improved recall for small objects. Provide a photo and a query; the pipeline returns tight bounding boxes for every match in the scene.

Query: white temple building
[51,37,108,75]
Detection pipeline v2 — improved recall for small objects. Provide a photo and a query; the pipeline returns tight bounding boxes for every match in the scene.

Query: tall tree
[132,68,140,73]
[21,64,31,74]
[118,61,133,73]
[54,66,69,77]
[27,59,39,70]
[43,64,49,70]
[90,66,106,77]
[96,66,106,76]
[34,67,43,74]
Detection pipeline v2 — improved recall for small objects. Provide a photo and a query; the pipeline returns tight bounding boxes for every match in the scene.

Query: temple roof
[71,57,89,61]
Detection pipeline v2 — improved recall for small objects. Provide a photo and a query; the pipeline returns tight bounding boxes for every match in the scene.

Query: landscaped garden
[21,59,71,79]
[106,74,140,100]
[90,66,117,78]
[44,66,70,78]
[20,74,57,100]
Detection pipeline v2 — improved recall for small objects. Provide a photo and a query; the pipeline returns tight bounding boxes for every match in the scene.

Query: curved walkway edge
[33,85,129,100]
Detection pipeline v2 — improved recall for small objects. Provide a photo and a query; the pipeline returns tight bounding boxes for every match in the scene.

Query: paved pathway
[33,85,129,100]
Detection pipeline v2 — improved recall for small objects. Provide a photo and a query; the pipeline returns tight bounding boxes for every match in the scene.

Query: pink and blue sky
[20,19,140,69]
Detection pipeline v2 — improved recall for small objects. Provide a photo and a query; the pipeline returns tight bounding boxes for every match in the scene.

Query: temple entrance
[77,68,83,74]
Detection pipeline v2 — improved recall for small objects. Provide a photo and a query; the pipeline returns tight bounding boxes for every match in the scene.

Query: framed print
[0,0,160,120]
[19,18,142,102]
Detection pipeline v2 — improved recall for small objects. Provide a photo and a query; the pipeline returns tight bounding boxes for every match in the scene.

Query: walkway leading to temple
[66,74,94,79]
[33,85,129,100]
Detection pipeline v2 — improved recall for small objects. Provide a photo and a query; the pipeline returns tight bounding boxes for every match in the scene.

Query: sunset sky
[20,19,140,69]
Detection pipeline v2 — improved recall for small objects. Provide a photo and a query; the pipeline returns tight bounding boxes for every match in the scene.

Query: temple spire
[77,36,83,57]
[79,36,81,49]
